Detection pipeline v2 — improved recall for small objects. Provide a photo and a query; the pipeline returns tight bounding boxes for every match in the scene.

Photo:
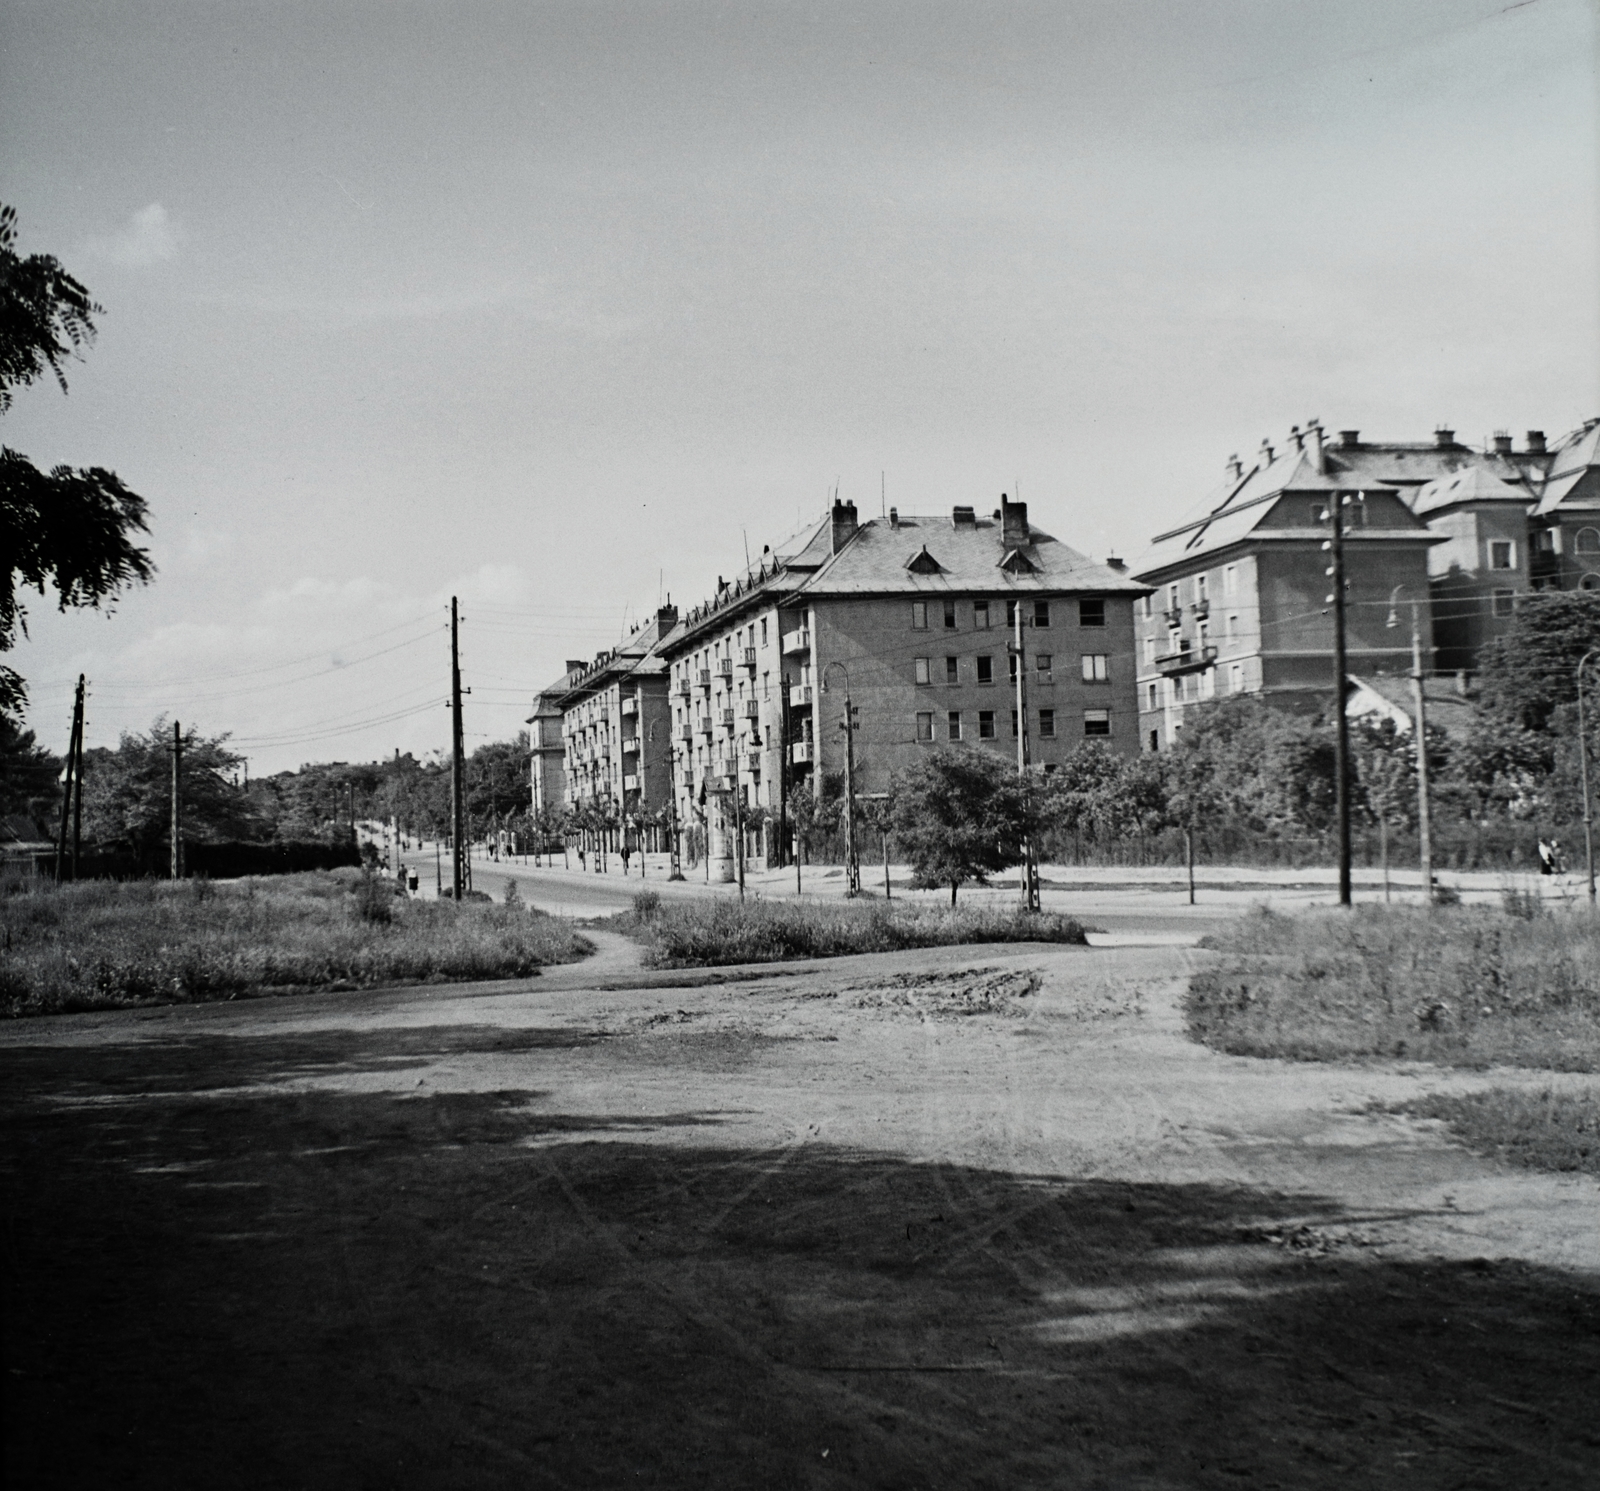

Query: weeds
[614,895,1088,968]
[0,871,591,1017]
[1187,905,1600,1070]
[1389,1088,1599,1175]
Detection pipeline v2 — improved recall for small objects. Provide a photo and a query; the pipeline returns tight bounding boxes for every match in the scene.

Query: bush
[1186,905,1600,1070]
[620,895,1088,968]
[0,872,592,1016]
[1389,1088,1599,1175]
[353,870,396,924]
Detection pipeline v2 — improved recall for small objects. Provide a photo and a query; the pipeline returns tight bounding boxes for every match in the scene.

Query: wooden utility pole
[55,676,84,883]
[827,664,861,896]
[1407,598,1434,905]
[1325,494,1353,906]
[1012,603,1041,912]
[170,719,184,881]
[450,597,465,900]
[71,682,83,880]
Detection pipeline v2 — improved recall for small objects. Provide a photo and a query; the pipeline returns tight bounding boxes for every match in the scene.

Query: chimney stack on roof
[1527,430,1547,454]
[566,659,586,675]
[999,494,1029,548]
[1434,427,1455,447]
[655,603,679,631]
[1339,429,1361,448]
[1105,555,1126,572]
[1226,453,1243,480]
[951,505,976,526]
[1308,419,1326,473]
[831,499,859,554]
[888,506,899,528]
[1492,431,1513,455]
[1259,438,1274,465]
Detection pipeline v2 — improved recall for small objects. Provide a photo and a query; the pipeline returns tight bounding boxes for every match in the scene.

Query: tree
[1,204,154,714]
[891,746,1029,905]
[0,711,60,827]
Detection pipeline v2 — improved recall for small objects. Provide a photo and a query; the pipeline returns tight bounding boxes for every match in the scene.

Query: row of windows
[910,598,1107,631]
[1143,566,1242,618]
[913,653,1111,685]
[915,708,1111,741]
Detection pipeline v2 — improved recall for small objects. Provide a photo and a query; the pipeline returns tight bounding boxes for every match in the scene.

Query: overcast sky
[3,0,1595,773]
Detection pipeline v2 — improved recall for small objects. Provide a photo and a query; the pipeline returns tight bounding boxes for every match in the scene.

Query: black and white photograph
[3,1,1598,1485]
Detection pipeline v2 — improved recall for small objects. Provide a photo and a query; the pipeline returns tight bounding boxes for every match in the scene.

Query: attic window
[906,546,944,575]
[999,548,1036,574]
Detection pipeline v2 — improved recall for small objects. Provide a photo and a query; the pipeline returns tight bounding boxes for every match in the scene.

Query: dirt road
[5,932,1598,1487]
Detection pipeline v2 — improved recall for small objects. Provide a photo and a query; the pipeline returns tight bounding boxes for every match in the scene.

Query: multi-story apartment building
[526,675,571,819]
[1132,417,1600,748]
[549,605,678,840]
[660,496,1143,879]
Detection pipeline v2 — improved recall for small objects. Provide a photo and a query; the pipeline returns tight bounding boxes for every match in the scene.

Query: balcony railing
[716,658,733,678]
[747,751,763,772]
[781,627,810,655]
[1162,607,1184,627]
[1190,599,1210,621]
[621,698,638,717]
[791,741,814,764]
[789,684,813,708]
[697,669,712,689]
[1154,643,1218,676]
[741,647,758,670]
[697,716,714,735]
[675,679,691,697]
[742,699,760,718]
[622,774,640,792]
[720,708,736,728]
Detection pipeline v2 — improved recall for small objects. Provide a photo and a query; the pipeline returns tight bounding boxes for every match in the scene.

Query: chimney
[1259,438,1274,466]
[831,499,859,554]
[1226,453,1243,480]
[1526,430,1547,454]
[1339,430,1361,448]
[1308,419,1326,474]
[888,506,899,528]
[1105,556,1126,572]
[999,493,1029,547]
[1492,431,1512,455]
[1290,425,1304,450]
[565,659,586,675]
[1434,426,1455,447]
[655,603,679,631]
[951,505,976,526]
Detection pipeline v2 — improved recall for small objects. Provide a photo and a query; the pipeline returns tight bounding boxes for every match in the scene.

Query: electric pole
[55,676,84,883]
[170,719,184,881]
[1012,602,1041,912]
[823,662,860,896]
[71,680,83,880]
[1324,494,1353,906]
[450,596,465,901]
[1390,593,1435,905]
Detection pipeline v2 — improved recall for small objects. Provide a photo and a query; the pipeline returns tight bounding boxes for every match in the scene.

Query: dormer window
[999,548,1036,574]
[906,546,944,575]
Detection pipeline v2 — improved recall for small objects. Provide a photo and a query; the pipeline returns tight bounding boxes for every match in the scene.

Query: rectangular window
[1144,636,1157,663]
[1224,564,1238,596]
[1226,613,1238,640]
[1229,663,1244,694]
[1039,709,1055,738]
[912,601,928,629]
[976,654,993,684]
[1168,585,1179,613]
[1197,574,1208,603]
[1142,594,1154,618]
[947,711,962,741]
[1147,682,1159,711]
[1006,599,1017,626]
[1081,653,1109,683]
[1084,709,1111,736]
[1010,709,1019,738]
[944,598,957,629]
[974,600,991,629]
[1079,598,1106,627]
[945,656,959,684]
[978,710,996,739]
[914,657,931,685]
[1490,540,1516,570]
[916,711,934,742]
[1036,653,1052,679]
[760,619,768,644]
[1008,652,1018,682]
[1492,588,1516,617]
[1033,600,1050,628]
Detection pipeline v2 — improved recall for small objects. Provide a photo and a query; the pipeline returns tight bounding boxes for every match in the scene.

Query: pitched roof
[1533,419,1600,514]
[798,512,1144,597]
[1408,463,1535,516]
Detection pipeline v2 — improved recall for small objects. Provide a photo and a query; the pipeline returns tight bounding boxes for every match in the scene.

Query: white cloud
[86,203,181,267]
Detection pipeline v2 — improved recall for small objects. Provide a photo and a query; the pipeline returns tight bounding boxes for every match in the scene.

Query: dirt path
[4,939,1598,1487]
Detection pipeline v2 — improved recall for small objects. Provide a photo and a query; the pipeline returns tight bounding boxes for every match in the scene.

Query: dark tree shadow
[3,1033,1598,1489]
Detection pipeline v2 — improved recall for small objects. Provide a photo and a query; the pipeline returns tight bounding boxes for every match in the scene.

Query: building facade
[660,496,1144,879]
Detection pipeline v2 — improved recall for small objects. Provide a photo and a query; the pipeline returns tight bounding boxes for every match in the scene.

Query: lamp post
[1387,585,1435,906]
[1578,648,1599,906]
[821,661,860,896]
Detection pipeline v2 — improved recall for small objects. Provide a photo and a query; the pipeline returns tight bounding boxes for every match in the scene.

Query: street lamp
[820,661,861,895]
[1578,648,1599,906]
[1387,585,1435,906]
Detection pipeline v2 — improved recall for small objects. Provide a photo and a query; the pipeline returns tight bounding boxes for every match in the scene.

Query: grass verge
[1,871,591,1017]
[1385,1089,1600,1176]
[1185,905,1600,1070]
[613,891,1089,968]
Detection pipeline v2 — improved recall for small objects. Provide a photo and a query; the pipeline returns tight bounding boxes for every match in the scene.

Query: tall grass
[0,871,591,1017]
[1186,905,1600,1071]
[617,892,1088,968]
[1391,1089,1599,1175]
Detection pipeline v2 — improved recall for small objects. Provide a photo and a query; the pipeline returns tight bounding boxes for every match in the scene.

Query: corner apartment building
[1131,416,1600,748]
[659,496,1144,878]
[541,605,678,836]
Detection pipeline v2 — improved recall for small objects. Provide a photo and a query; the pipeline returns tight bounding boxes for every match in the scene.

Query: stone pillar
[708,794,735,883]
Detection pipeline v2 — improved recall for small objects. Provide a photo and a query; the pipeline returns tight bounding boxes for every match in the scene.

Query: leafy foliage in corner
[890,746,1031,904]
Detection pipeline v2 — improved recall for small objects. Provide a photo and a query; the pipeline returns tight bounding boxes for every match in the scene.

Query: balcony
[791,741,814,765]
[789,684,813,708]
[716,658,733,679]
[697,716,714,735]
[781,627,810,655]
[1162,607,1184,627]
[1155,643,1218,676]
[747,751,763,773]
[621,697,638,717]
[1190,599,1210,621]
[678,724,694,742]
[741,647,758,670]
[720,708,736,728]
[675,679,691,698]
[621,736,639,755]
[697,669,712,689]
[622,774,640,792]
[742,699,761,719]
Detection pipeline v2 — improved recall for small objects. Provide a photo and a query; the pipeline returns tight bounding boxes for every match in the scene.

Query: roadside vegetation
[615,889,1088,968]
[1186,904,1600,1072]
[0,870,590,1017]
[1386,1088,1599,1177]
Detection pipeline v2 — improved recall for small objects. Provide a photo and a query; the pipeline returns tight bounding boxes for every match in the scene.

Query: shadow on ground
[4,1027,1598,1489]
